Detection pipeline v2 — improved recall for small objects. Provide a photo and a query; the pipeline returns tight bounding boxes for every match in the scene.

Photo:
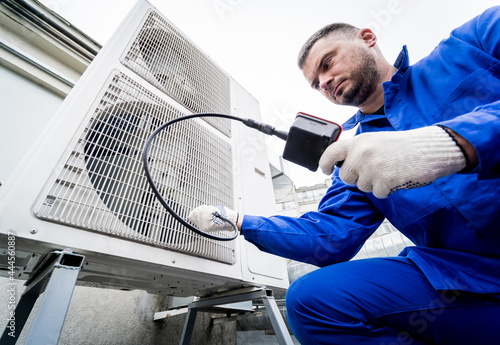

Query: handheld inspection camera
[282,112,342,171]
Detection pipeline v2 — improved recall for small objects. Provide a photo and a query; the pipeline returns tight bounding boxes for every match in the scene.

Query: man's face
[302,36,381,108]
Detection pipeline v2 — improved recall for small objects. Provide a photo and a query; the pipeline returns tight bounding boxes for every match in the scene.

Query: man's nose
[319,75,333,91]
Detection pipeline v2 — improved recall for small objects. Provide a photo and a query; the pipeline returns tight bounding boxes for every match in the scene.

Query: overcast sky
[40,0,499,186]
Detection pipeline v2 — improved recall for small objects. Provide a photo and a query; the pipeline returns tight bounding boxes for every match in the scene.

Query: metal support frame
[179,287,294,345]
[1,248,85,345]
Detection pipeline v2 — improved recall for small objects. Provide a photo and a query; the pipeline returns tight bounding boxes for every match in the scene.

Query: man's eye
[323,58,332,70]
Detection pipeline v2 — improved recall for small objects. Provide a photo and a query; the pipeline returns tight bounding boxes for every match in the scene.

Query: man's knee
[286,273,330,344]
[286,269,333,321]
[285,265,361,325]
[285,266,386,344]
[285,273,310,323]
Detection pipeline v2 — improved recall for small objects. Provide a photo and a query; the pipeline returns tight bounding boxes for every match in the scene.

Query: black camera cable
[142,112,288,241]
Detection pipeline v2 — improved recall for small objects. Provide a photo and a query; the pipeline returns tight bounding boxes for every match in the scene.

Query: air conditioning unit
[0,0,288,298]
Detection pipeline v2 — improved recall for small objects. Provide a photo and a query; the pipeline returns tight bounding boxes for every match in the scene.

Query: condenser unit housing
[0,0,288,298]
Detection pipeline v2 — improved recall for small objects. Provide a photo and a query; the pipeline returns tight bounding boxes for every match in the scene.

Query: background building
[276,178,332,217]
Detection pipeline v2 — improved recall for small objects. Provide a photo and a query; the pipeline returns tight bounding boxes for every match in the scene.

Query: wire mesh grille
[34,71,236,264]
[122,10,232,137]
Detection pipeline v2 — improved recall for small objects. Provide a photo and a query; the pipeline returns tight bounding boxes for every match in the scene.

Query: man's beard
[337,49,381,108]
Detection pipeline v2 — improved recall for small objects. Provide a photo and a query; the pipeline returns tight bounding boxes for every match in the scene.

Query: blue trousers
[286,257,500,345]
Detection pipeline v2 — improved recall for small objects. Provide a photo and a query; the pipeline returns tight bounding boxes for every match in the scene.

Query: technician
[189,6,500,344]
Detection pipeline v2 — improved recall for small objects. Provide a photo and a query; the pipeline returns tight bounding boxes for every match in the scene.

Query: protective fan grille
[122,10,232,137]
[34,71,236,264]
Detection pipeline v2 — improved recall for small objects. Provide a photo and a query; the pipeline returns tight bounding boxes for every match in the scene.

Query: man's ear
[358,28,377,47]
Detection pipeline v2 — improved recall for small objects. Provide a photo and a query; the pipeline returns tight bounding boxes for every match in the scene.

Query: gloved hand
[319,126,466,198]
[188,205,239,232]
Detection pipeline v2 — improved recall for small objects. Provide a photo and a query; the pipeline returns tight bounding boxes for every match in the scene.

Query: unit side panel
[230,80,289,290]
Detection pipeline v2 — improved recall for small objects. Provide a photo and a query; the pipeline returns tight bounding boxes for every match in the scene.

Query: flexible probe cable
[142,112,288,241]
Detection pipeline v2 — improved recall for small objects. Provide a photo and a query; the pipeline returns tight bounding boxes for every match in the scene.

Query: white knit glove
[319,126,466,198]
[188,205,239,232]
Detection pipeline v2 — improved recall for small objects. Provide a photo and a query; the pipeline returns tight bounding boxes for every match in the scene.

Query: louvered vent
[34,71,235,264]
[121,10,232,137]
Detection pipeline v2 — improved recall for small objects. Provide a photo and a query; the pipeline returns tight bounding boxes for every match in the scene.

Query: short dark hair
[297,23,360,70]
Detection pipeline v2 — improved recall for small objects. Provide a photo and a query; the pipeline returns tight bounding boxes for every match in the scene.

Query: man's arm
[440,126,478,172]
[437,100,500,179]
[189,174,384,266]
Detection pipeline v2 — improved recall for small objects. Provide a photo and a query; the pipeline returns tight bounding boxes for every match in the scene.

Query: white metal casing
[0,0,288,297]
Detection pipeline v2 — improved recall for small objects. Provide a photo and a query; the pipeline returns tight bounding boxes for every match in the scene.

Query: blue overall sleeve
[242,169,384,267]
[436,6,500,179]
[440,100,500,179]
